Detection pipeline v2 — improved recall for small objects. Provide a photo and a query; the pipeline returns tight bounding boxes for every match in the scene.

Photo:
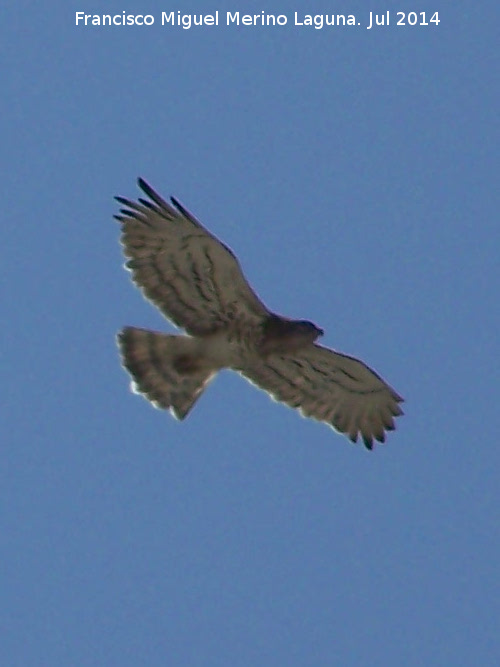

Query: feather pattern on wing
[114,179,269,336]
[239,343,404,449]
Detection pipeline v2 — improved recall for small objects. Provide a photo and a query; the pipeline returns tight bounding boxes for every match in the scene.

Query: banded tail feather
[117,327,216,419]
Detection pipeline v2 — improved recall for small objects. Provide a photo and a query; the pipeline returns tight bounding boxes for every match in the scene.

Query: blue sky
[2,2,498,665]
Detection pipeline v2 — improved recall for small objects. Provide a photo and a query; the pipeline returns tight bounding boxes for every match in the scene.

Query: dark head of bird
[261,315,323,354]
[292,320,324,341]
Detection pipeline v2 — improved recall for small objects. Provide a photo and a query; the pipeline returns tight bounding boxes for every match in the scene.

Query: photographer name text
[75,11,440,30]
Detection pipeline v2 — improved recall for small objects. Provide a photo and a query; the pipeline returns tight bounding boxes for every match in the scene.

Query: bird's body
[114,179,403,449]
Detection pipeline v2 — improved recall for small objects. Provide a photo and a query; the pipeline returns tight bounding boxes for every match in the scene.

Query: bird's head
[293,320,324,343]
[261,315,324,354]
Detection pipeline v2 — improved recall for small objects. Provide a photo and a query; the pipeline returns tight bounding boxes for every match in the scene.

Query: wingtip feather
[137,178,172,210]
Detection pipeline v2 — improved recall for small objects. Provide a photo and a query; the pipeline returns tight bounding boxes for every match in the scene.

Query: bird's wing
[240,343,404,449]
[115,179,269,336]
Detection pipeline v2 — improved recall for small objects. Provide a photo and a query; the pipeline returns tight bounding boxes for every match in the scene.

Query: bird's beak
[318,328,324,337]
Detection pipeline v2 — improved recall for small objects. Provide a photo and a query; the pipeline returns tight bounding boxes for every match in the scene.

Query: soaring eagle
[114,179,403,449]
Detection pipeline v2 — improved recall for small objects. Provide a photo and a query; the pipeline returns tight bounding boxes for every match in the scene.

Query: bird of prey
[114,179,403,449]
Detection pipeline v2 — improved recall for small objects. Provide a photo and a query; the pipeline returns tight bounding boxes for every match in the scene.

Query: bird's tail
[117,327,216,419]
